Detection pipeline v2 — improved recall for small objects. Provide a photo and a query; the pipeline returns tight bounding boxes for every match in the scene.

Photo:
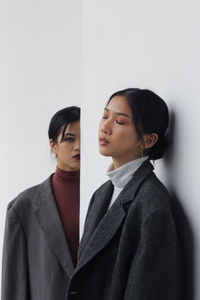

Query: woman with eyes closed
[2,106,80,300]
[66,89,183,300]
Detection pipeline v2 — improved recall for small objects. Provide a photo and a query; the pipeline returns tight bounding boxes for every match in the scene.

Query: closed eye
[116,120,125,125]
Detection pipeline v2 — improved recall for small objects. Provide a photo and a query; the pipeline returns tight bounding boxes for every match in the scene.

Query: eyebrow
[64,133,76,137]
[104,107,131,119]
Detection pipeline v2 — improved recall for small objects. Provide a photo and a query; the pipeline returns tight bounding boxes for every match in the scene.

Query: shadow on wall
[164,111,194,300]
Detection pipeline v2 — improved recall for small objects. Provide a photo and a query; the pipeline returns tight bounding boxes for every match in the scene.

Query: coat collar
[76,159,154,272]
[33,175,74,278]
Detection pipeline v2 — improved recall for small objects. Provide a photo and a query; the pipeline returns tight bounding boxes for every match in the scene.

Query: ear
[143,133,158,149]
[49,139,57,155]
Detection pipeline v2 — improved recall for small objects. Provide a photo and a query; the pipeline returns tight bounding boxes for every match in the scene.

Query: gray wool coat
[66,160,183,300]
[1,176,74,300]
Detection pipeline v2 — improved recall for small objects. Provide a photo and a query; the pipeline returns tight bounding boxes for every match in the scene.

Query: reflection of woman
[2,106,80,300]
[67,89,183,300]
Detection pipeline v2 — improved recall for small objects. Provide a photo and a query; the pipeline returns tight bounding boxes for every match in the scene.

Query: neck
[57,162,80,172]
[54,166,80,182]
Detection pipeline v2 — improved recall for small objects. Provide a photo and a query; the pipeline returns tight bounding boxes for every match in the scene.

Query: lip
[99,137,110,145]
[73,154,80,160]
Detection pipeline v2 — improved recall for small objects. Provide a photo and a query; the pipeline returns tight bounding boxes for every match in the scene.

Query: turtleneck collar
[107,156,149,189]
[54,166,80,182]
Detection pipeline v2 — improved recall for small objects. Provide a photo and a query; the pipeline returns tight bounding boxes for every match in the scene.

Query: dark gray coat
[1,176,74,300]
[66,160,183,300]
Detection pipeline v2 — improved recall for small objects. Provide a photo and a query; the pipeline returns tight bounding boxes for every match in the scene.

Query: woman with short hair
[2,106,80,300]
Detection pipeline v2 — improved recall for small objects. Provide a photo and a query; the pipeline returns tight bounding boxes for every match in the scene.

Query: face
[50,121,80,172]
[98,96,143,169]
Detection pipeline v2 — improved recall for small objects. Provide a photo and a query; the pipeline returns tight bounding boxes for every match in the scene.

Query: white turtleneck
[107,156,149,209]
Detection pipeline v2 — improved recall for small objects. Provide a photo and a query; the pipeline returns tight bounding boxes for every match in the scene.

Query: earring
[141,147,144,158]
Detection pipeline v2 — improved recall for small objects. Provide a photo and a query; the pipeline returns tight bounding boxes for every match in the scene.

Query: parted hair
[48,106,80,144]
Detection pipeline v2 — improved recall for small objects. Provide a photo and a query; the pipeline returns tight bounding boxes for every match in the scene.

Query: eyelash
[116,120,124,125]
[102,116,124,125]
[63,137,75,142]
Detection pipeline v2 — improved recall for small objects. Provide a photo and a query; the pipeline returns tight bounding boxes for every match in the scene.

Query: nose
[74,139,80,151]
[100,119,112,135]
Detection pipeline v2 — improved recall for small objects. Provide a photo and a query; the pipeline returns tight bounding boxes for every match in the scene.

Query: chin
[99,148,112,157]
[69,162,80,170]
[73,162,80,168]
[71,166,80,171]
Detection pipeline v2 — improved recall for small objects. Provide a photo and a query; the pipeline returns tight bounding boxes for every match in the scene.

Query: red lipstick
[73,154,80,160]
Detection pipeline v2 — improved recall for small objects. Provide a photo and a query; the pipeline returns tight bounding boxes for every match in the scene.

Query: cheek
[58,144,72,156]
[115,128,139,146]
[114,131,125,142]
[114,127,129,140]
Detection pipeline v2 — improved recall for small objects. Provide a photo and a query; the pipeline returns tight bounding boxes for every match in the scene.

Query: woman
[66,89,183,300]
[2,106,80,300]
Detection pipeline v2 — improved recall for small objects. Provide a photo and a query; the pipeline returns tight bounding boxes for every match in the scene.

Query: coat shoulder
[135,171,172,213]
[7,176,52,216]
[142,171,169,197]
[95,179,112,193]
[90,180,112,205]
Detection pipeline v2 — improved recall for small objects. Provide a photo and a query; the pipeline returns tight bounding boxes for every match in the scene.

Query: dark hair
[48,106,80,144]
[107,88,169,160]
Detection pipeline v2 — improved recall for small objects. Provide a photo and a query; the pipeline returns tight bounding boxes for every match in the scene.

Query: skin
[50,120,80,172]
[98,96,158,169]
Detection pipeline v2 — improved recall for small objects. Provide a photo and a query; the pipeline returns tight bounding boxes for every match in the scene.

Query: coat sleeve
[124,209,183,300]
[1,204,29,300]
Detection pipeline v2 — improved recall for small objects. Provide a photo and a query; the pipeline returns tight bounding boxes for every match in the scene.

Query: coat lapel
[77,195,126,271]
[33,176,74,278]
[76,160,154,271]
[78,181,114,258]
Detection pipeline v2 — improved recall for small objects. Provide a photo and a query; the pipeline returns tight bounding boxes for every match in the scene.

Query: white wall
[0,0,81,283]
[1,1,199,299]
[81,1,200,299]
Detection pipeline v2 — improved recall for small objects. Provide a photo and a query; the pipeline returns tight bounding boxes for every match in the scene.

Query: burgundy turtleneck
[52,167,80,266]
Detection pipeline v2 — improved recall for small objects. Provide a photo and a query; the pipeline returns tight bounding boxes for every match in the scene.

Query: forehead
[64,121,80,135]
[106,95,132,115]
